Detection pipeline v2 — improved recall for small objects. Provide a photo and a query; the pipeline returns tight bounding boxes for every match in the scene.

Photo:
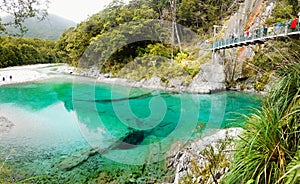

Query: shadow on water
[115,129,145,150]
[75,92,171,103]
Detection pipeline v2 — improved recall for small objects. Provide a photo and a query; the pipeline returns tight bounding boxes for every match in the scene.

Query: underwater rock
[0,116,14,133]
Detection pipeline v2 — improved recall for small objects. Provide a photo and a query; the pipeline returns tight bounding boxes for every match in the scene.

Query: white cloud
[1,0,130,23]
[48,0,121,23]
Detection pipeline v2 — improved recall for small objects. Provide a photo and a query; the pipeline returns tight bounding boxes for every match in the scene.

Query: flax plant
[224,61,300,184]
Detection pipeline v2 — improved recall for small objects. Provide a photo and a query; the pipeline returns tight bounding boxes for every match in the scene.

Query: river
[0,77,261,182]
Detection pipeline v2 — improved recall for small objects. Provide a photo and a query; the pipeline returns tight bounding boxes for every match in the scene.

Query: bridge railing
[211,22,300,50]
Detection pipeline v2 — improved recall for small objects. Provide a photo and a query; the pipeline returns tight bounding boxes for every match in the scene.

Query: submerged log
[57,147,101,171]
[75,92,152,103]
[56,130,146,171]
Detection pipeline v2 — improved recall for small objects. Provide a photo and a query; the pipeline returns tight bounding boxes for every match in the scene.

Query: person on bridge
[245,30,250,39]
[255,28,261,38]
[290,18,297,32]
[263,26,268,36]
[275,22,283,34]
[268,26,274,35]
[233,33,238,42]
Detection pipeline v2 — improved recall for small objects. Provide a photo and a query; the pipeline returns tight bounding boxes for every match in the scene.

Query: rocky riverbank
[166,128,243,183]
[51,128,244,183]
[0,63,262,95]
[67,61,227,94]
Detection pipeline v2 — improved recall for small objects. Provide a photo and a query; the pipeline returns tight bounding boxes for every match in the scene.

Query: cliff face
[221,0,275,91]
[191,0,277,93]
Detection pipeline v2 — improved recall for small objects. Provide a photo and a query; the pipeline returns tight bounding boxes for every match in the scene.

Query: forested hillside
[55,0,235,80]
[1,14,76,40]
[0,0,299,84]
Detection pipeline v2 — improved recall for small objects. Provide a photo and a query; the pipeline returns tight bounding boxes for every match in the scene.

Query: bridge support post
[213,25,217,64]
[223,49,226,65]
[212,25,227,64]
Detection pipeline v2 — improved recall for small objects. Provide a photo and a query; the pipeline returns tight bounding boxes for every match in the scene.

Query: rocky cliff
[185,0,277,93]
[220,0,276,92]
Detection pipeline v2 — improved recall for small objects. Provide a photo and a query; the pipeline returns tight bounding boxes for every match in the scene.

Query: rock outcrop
[188,62,226,93]
[220,0,276,91]
[167,128,243,183]
[73,65,227,94]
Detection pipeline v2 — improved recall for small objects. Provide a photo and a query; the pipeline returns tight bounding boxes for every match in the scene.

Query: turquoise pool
[0,78,261,182]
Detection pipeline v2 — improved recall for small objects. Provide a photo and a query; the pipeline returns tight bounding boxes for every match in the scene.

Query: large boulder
[188,62,226,94]
[140,76,166,90]
[168,78,183,90]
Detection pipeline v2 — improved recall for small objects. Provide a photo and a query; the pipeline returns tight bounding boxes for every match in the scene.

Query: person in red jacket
[290,18,297,31]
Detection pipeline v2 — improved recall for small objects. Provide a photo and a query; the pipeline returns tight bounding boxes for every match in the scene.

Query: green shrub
[266,0,297,25]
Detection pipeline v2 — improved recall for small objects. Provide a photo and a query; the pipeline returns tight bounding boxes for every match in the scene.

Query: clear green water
[0,78,261,180]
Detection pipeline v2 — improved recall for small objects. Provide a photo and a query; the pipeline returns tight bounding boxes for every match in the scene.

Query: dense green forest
[0,0,234,72]
[2,0,298,74]
[55,0,234,78]
[0,37,61,68]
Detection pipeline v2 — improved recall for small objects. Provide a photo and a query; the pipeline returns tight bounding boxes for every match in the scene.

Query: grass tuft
[223,61,300,184]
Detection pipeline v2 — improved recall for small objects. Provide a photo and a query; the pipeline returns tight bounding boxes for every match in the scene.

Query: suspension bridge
[211,26,300,51]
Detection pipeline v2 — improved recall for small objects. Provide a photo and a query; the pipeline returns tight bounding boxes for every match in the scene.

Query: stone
[167,128,244,183]
[140,76,166,89]
[0,116,14,133]
[168,79,182,89]
[104,73,111,78]
[129,178,136,183]
[188,62,226,94]
[57,147,99,171]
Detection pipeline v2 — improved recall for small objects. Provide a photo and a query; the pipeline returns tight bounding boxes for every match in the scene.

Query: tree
[0,36,61,67]
[0,0,49,36]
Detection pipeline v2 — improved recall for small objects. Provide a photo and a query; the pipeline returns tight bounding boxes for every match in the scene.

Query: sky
[48,0,129,23]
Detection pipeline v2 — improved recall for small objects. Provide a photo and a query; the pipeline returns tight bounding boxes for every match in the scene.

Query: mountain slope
[2,14,76,40]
